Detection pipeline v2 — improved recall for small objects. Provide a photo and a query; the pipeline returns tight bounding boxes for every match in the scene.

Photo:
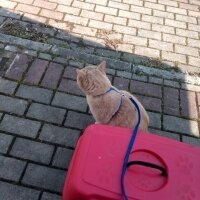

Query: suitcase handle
[127,160,168,177]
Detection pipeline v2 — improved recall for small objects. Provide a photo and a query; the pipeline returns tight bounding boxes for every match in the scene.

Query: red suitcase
[63,124,200,200]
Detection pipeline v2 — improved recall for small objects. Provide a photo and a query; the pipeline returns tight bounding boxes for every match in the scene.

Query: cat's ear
[98,61,106,74]
[76,69,85,82]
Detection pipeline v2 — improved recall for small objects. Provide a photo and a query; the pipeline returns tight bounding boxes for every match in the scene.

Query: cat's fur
[76,61,149,131]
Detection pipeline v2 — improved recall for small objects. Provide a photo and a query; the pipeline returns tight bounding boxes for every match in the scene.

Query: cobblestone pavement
[0,0,200,199]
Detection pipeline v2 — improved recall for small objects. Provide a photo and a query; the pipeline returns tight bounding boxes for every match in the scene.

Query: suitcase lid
[82,125,200,200]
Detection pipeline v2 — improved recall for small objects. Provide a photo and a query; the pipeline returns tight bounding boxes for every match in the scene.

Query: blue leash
[121,97,141,200]
[104,87,141,199]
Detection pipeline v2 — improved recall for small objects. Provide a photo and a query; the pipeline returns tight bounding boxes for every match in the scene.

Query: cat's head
[76,61,111,96]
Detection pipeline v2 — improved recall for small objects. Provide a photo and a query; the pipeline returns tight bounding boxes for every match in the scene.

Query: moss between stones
[0,20,49,43]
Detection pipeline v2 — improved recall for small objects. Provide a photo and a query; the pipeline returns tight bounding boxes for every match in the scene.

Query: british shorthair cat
[76,61,149,131]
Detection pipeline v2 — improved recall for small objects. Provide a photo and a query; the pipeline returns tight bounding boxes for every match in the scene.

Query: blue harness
[104,87,141,200]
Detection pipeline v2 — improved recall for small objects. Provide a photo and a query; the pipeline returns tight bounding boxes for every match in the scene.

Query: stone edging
[0,33,200,86]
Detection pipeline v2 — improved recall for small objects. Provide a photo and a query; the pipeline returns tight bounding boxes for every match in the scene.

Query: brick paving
[0,0,200,199]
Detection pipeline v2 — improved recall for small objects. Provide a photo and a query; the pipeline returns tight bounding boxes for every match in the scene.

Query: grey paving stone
[121,52,135,62]
[163,115,199,137]
[27,103,66,124]
[63,66,77,80]
[39,124,80,148]
[50,45,72,58]
[116,71,132,79]
[132,74,148,82]
[148,112,161,129]
[106,68,116,76]
[164,80,180,88]
[0,95,28,115]
[5,45,19,52]
[82,37,102,48]
[113,77,129,90]
[41,192,62,200]
[107,74,113,82]
[24,59,49,85]
[0,16,5,23]
[0,155,26,181]
[0,78,17,95]
[48,38,68,46]
[69,60,84,68]
[23,49,37,57]
[182,136,200,147]
[56,32,81,43]
[180,90,198,119]
[52,147,73,169]
[150,129,180,141]
[0,9,21,19]
[53,57,68,64]
[96,49,121,59]
[16,85,53,104]
[58,79,84,96]
[149,77,163,85]
[164,87,179,116]
[0,182,40,200]
[0,42,5,49]
[52,92,87,112]
[130,80,162,98]
[0,115,41,138]
[136,94,162,112]
[22,164,66,192]
[41,62,63,89]
[39,53,52,60]
[132,55,149,64]
[4,54,31,81]
[105,58,132,72]
[0,133,13,154]
[65,111,94,129]
[10,138,54,164]
[70,44,94,55]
